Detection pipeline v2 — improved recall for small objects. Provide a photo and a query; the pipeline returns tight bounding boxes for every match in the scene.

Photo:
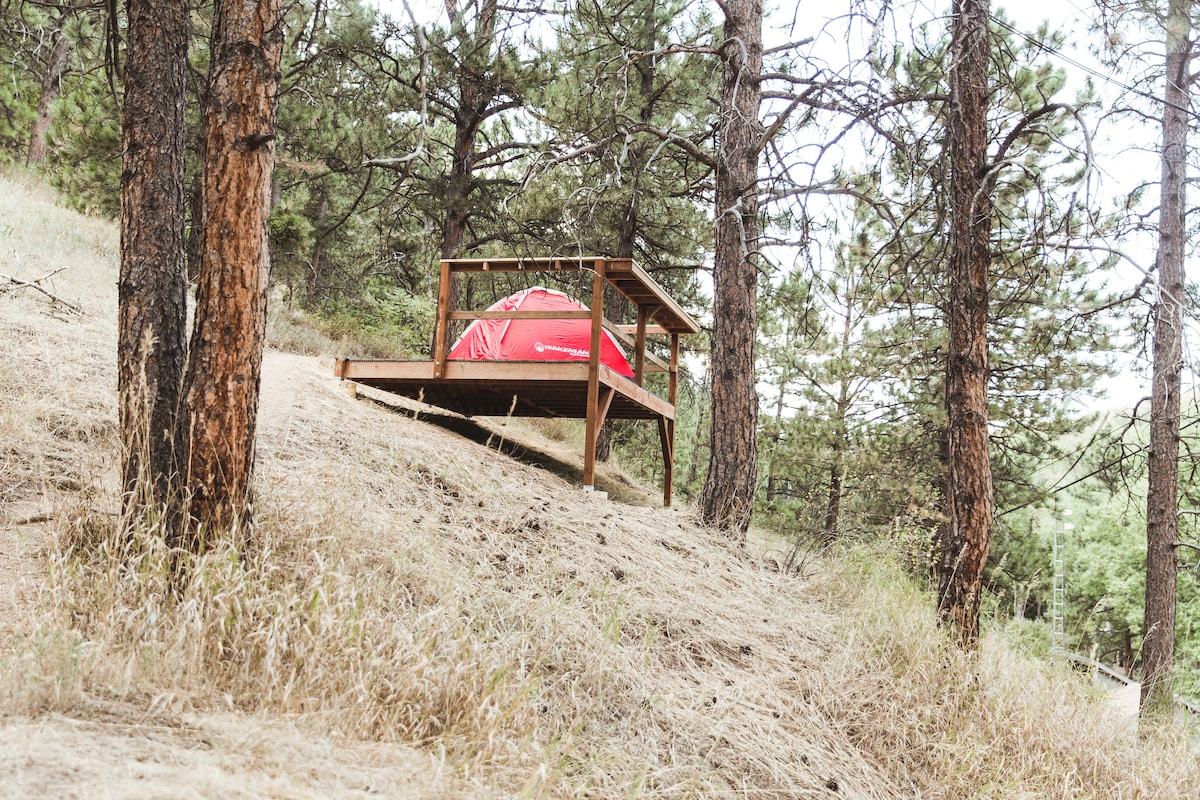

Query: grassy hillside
[1,166,1198,798]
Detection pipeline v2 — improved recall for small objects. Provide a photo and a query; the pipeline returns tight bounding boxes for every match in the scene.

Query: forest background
[4,0,1200,704]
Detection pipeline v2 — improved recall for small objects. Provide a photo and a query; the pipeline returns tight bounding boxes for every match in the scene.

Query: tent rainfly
[448,286,635,377]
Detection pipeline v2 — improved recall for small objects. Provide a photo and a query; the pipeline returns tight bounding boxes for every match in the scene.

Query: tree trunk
[428,0,497,356]
[117,0,189,519]
[181,0,283,542]
[936,0,994,648]
[700,0,762,538]
[440,0,497,261]
[26,6,77,165]
[598,5,658,465]
[824,429,845,540]
[824,296,855,540]
[307,189,330,300]
[1141,0,1190,721]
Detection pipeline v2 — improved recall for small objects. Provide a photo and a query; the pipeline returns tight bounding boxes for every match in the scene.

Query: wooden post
[664,333,681,506]
[432,259,452,378]
[633,304,648,386]
[669,333,679,405]
[659,416,675,508]
[583,259,606,490]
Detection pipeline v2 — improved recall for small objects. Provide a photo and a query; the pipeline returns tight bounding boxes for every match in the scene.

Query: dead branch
[0,267,84,315]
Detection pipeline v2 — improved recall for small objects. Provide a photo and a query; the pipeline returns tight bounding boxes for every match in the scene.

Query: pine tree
[25,2,83,164]
[1142,0,1191,721]
[700,0,763,536]
[866,11,1116,645]
[181,0,284,540]
[118,0,189,519]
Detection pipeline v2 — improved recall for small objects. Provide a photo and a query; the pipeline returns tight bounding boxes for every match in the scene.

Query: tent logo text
[534,341,589,359]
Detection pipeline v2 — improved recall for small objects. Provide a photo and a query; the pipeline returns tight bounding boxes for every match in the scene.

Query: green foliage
[0,65,36,160]
[520,0,713,271]
[47,74,121,216]
[759,15,1117,542]
[987,512,1052,621]
[270,0,431,303]
[314,281,436,359]
[756,194,948,542]
[985,450,1200,703]
[0,3,50,159]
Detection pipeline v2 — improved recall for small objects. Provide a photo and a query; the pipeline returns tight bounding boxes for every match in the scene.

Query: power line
[988,12,1200,124]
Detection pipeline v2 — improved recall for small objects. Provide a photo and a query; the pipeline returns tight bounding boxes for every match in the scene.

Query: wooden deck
[335,257,699,506]
[335,360,674,421]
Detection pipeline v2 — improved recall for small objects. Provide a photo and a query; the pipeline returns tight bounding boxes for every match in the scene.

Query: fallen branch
[0,267,84,315]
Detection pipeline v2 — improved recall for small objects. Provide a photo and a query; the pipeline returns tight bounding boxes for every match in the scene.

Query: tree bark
[700,0,762,537]
[936,0,994,648]
[26,5,78,165]
[440,0,497,260]
[1141,0,1190,721]
[824,423,845,540]
[117,0,189,518]
[426,0,497,356]
[182,0,283,542]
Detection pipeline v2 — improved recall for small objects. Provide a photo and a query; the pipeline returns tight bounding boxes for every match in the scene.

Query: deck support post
[668,333,680,405]
[432,259,453,378]
[659,333,680,506]
[658,416,675,507]
[633,305,648,386]
[583,259,606,489]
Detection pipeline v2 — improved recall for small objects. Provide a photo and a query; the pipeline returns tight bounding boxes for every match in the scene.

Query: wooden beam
[604,320,670,373]
[602,259,701,335]
[445,257,593,273]
[595,387,615,435]
[669,333,680,406]
[449,309,593,321]
[617,323,670,336]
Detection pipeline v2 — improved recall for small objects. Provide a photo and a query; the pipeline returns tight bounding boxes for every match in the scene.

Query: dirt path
[0,709,455,799]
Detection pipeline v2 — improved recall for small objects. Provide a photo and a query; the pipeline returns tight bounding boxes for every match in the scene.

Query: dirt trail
[0,708,454,799]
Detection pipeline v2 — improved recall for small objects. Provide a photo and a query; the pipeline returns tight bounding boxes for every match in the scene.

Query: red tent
[448,286,635,378]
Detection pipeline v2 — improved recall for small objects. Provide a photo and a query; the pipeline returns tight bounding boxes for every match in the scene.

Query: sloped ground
[2,169,1199,798]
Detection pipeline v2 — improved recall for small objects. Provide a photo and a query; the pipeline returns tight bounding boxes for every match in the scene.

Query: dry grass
[0,166,118,509]
[2,168,1199,798]
[807,554,1200,798]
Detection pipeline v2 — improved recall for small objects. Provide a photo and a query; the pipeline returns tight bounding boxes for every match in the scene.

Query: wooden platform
[335,257,699,506]
[335,360,674,420]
